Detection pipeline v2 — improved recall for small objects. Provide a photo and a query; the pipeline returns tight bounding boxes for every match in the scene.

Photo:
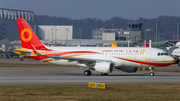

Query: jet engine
[175,59,179,64]
[94,62,114,73]
[174,57,179,64]
[117,67,138,73]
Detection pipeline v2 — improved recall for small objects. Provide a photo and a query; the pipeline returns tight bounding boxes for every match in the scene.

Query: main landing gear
[150,72,154,76]
[149,67,154,77]
[83,66,92,76]
[84,70,92,76]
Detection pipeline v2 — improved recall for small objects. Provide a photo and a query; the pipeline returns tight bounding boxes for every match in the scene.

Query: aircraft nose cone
[164,56,176,66]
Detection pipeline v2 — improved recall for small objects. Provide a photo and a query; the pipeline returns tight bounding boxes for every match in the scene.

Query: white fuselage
[44,46,174,68]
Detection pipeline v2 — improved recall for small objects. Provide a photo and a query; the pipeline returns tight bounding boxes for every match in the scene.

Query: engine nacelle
[118,67,138,73]
[174,57,180,64]
[175,59,179,64]
[94,62,114,73]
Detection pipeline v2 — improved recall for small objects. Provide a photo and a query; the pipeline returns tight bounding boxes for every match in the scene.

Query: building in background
[36,25,73,44]
[0,8,34,41]
[92,23,143,46]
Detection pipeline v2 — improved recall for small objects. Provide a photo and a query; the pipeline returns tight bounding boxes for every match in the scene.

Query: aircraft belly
[122,59,150,67]
[123,60,141,67]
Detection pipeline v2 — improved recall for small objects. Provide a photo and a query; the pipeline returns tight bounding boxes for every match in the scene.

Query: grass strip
[0,84,180,101]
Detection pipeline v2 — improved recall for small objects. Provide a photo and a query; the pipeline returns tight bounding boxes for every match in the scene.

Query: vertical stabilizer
[16,18,47,50]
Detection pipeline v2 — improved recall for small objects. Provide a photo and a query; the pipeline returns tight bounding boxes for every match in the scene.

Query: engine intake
[94,62,114,73]
[175,58,179,64]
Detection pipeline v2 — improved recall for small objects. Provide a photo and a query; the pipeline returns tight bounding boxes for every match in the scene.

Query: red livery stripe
[115,57,174,66]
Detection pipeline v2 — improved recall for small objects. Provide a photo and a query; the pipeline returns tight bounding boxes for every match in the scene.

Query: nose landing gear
[150,72,154,76]
[149,67,154,77]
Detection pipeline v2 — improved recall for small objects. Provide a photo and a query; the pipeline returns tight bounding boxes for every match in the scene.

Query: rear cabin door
[40,48,45,59]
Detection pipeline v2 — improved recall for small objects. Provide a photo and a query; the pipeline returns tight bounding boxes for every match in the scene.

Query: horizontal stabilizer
[13,48,32,56]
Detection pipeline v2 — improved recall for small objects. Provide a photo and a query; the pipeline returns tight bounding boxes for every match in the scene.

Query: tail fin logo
[21,28,32,42]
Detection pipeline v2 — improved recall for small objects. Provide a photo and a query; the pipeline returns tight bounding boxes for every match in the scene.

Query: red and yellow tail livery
[14,18,51,61]
[16,18,48,50]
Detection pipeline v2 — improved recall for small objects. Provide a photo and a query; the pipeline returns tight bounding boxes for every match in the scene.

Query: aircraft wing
[45,54,96,62]
[39,54,114,67]
[40,54,113,65]
[31,44,112,65]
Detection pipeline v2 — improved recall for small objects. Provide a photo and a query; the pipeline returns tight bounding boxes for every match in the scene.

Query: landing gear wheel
[150,72,154,76]
[84,70,92,76]
[101,73,108,76]
[88,70,92,75]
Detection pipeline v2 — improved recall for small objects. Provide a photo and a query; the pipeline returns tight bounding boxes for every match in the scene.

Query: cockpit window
[157,52,168,56]
[164,53,168,55]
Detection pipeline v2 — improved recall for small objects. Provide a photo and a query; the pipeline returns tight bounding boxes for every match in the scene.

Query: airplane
[171,48,180,65]
[14,18,175,76]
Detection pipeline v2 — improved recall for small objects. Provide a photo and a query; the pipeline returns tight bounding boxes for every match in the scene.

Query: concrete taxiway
[0,66,180,86]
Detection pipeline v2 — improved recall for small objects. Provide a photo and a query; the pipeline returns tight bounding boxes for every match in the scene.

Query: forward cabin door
[146,49,151,60]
